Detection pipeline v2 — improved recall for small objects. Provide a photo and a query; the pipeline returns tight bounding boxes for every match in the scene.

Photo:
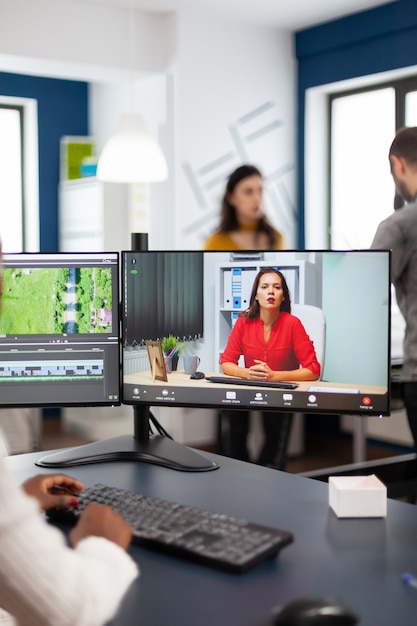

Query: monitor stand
[35,406,219,471]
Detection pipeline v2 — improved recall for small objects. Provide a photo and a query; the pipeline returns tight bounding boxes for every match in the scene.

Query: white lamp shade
[96,113,168,183]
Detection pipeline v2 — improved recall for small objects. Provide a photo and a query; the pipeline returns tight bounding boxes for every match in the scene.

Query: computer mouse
[190,371,205,379]
[272,596,359,626]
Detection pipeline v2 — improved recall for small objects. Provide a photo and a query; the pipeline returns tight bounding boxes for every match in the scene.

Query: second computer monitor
[0,251,120,408]
[122,250,391,417]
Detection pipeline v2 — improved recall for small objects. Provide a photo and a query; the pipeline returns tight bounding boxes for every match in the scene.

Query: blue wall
[295,0,417,247]
[0,72,88,251]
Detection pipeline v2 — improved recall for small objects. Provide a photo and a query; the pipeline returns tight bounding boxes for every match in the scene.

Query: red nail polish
[70,497,78,507]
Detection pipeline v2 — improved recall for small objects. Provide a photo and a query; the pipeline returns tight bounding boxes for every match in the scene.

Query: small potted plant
[161,335,184,371]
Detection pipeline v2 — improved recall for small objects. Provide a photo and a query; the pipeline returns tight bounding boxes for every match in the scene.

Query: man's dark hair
[389,127,417,166]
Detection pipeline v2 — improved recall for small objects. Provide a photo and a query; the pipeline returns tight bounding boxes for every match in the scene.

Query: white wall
[0,2,298,446]
[148,12,297,443]
[0,0,177,252]
[305,65,417,249]
[174,11,296,250]
[322,252,389,386]
[0,0,174,80]
[90,11,298,253]
[0,2,297,253]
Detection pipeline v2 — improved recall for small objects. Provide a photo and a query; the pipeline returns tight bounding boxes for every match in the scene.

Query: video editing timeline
[0,358,104,378]
[0,252,120,407]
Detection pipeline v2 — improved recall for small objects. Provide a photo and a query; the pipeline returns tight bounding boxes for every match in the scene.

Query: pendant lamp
[96,113,168,183]
[96,0,168,184]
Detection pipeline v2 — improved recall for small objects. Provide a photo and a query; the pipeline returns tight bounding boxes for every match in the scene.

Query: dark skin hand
[22,474,84,511]
[23,475,133,550]
[69,503,133,550]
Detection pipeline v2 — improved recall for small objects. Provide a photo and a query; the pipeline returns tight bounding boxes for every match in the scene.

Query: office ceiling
[69,0,393,29]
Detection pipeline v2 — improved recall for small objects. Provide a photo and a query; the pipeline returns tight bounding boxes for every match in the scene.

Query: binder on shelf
[223,269,233,308]
[231,311,239,326]
[241,268,257,308]
[223,266,258,310]
[232,267,242,309]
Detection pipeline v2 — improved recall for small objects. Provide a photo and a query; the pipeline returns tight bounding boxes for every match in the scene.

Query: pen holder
[164,354,179,373]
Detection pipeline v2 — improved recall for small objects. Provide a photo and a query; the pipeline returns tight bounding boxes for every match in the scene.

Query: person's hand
[69,503,132,550]
[250,360,271,380]
[22,474,84,511]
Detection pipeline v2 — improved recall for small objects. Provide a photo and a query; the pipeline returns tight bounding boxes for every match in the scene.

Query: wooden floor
[40,417,406,476]
[286,434,401,474]
[41,418,92,452]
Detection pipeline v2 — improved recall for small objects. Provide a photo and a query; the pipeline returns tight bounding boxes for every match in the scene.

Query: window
[406,90,417,125]
[329,76,417,363]
[329,76,417,249]
[0,105,24,251]
[0,98,39,252]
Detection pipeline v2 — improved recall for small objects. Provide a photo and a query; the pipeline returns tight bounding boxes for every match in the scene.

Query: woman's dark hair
[244,267,291,320]
[218,164,277,249]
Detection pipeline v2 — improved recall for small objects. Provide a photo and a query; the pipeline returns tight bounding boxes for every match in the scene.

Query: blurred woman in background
[204,164,290,467]
[204,164,284,251]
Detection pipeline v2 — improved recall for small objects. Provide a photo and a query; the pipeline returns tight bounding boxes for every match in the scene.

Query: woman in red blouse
[220,267,321,381]
[219,267,320,466]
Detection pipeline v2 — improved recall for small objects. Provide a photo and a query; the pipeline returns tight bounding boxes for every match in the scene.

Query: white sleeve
[0,458,139,626]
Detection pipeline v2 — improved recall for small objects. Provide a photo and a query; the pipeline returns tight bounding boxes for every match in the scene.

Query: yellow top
[203,226,285,251]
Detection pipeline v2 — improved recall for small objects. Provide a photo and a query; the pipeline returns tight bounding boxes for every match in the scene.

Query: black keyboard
[205,375,298,390]
[47,483,294,573]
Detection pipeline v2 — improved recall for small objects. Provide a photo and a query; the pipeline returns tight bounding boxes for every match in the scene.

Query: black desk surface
[5,446,417,626]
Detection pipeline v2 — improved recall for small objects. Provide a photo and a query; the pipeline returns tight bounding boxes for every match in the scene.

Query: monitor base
[35,434,219,472]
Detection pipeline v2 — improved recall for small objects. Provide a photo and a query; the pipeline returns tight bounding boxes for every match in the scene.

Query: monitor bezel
[121,249,392,418]
[0,250,121,409]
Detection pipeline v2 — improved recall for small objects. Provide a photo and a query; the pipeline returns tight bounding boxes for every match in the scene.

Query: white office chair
[291,304,326,377]
[278,304,326,466]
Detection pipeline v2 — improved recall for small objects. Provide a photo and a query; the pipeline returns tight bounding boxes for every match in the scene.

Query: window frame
[0,96,39,252]
[328,75,417,247]
[0,103,25,251]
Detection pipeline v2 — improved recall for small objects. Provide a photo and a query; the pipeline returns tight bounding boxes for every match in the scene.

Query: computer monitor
[36,249,391,472]
[122,249,390,416]
[0,251,120,407]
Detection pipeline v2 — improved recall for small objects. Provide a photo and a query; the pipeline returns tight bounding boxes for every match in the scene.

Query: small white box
[329,474,387,518]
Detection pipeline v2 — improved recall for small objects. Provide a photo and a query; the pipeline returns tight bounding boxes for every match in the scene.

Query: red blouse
[220,312,321,376]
